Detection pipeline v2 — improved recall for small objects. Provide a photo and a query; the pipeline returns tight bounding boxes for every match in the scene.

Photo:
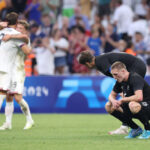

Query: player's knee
[105,102,113,113]
[129,102,141,114]
[6,95,13,102]
[14,94,22,103]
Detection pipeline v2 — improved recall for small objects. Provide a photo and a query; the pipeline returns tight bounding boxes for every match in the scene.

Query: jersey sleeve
[130,74,144,91]
[13,39,25,48]
[113,82,122,93]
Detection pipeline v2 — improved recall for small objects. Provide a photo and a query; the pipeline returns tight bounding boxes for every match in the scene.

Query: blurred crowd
[1,0,150,76]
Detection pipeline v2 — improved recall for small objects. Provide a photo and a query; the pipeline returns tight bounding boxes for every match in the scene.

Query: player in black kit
[106,61,150,139]
[79,51,146,78]
[79,51,146,134]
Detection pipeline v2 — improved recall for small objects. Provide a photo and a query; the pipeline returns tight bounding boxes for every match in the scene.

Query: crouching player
[0,20,34,130]
[105,61,150,139]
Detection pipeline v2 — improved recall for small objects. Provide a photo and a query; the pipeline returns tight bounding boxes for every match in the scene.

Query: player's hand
[0,22,8,28]
[112,100,120,109]
[117,100,122,106]
[2,34,11,41]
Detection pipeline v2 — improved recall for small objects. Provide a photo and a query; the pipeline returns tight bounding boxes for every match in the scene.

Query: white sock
[19,99,33,122]
[5,101,14,124]
[0,95,6,110]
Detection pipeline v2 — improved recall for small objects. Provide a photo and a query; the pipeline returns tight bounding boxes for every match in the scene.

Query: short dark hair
[18,20,29,30]
[111,61,127,70]
[6,12,18,25]
[79,50,94,65]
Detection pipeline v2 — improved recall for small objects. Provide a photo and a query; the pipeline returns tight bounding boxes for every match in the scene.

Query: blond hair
[111,61,127,70]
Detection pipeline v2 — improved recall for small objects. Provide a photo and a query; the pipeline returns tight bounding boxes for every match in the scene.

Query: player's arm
[0,22,7,30]
[21,44,32,55]
[120,90,143,103]
[109,91,120,109]
[109,90,117,102]
[3,34,29,43]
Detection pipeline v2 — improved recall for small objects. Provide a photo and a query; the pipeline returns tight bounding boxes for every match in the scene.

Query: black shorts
[121,101,150,119]
[140,101,150,119]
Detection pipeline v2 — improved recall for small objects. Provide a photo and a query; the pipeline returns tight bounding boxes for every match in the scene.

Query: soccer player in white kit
[0,13,34,130]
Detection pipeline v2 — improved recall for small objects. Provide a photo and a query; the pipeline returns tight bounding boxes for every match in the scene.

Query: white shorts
[0,71,11,91]
[9,69,25,95]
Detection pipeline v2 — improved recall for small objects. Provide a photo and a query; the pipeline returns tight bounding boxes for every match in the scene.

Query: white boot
[0,122,12,130]
[108,125,129,135]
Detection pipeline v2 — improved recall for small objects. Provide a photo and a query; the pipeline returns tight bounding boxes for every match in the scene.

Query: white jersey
[14,39,31,71]
[9,39,31,94]
[0,27,24,73]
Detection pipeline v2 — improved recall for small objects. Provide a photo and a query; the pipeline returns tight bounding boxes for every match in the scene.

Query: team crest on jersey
[141,102,148,107]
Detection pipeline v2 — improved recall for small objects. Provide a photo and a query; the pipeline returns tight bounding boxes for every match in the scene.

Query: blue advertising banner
[1,76,150,113]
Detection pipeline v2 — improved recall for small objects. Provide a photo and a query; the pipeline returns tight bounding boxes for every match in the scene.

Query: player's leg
[0,92,6,111]
[0,72,11,110]
[0,72,13,130]
[14,94,34,130]
[105,102,142,138]
[10,70,34,129]
[129,101,150,139]
[105,102,128,135]
[0,94,13,130]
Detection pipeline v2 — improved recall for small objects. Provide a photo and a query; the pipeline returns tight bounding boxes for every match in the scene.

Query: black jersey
[95,52,146,77]
[113,72,150,102]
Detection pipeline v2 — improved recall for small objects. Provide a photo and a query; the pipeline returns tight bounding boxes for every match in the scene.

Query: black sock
[136,109,150,130]
[111,110,139,129]
[122,123,128,126]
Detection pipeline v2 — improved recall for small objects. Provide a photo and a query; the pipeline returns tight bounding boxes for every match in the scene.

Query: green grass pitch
[0,114,150,150]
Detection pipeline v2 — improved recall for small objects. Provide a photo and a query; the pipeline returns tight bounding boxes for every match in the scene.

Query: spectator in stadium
[0,0,15,21]
[134,0,149,18]
[98,0,111,21]
[79,0,93,19]
[87,28,102,56]
[112,0,134,41]
[105,61,150,139]
[50,28,69,74]
[41,14,53,37]
[62,0,79,18]
[124,40,136,56]
[112,39,127,53]
[67,26,78,74]
[61,16,70,40]
[29,22,45,43]
[34,37,55,75]
[11,0,27,13]
[69,6,90,31]
[128,15,149,39]
[24,0,42,25]
[72,26,89,74]
[40,0,60,23]
[133,32,147,63]
[91,13,105,36]
[103,24,119,53]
